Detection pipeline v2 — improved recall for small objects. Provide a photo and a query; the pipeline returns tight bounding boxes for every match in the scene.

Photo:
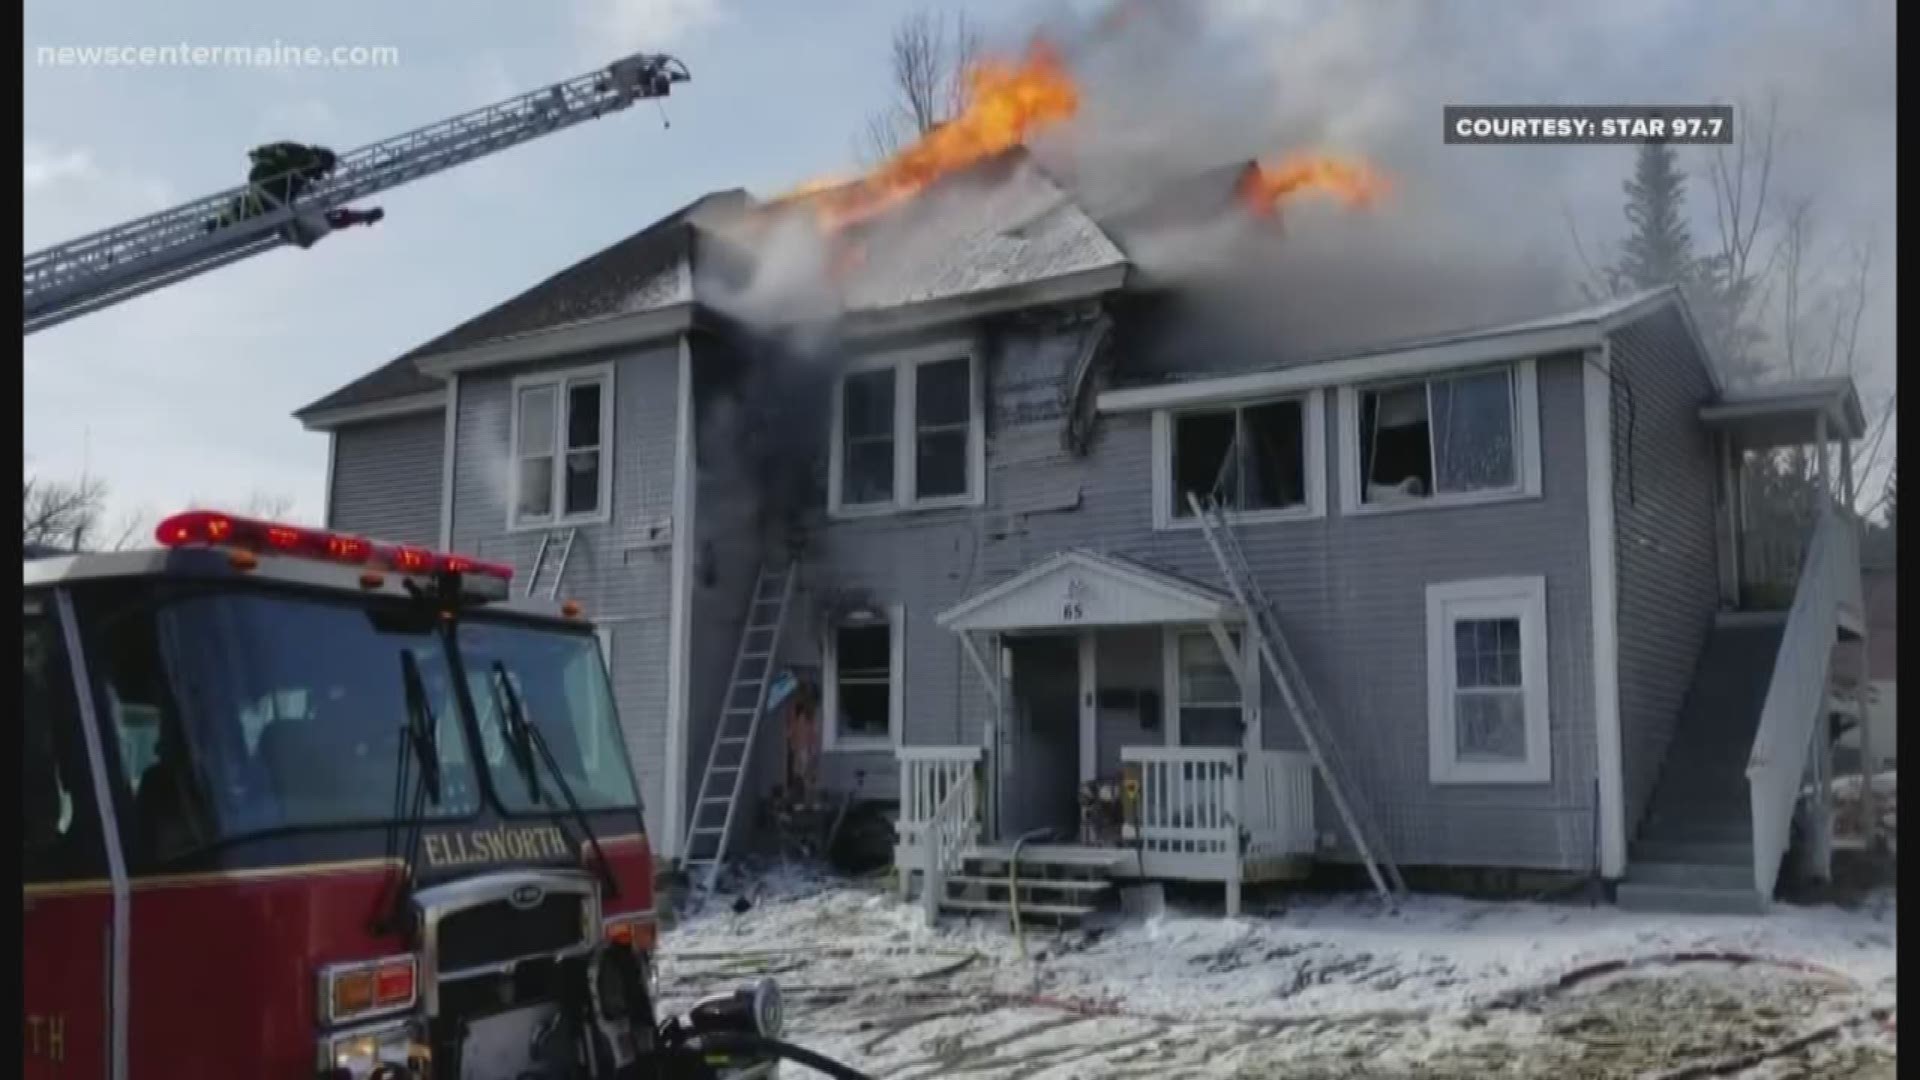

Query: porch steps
[933,848,1125,926]
[1620,622,1783,915]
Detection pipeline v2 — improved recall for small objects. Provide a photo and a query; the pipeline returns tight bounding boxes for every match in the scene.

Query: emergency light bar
[155,510,514,583]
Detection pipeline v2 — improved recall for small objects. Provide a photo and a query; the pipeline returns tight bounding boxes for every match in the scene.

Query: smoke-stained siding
[796,319,1602,871]
[328,412,446,546]
[1608,309,1722,840]
[685,336,773,849]
[447,341,683,847]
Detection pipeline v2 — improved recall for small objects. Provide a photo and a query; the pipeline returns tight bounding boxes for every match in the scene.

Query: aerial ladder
[22,52,690,334]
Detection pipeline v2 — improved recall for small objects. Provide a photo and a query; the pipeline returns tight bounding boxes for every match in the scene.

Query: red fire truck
[21,510,835,1080]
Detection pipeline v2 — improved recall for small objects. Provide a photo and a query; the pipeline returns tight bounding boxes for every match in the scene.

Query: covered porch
[894,550,1317,916]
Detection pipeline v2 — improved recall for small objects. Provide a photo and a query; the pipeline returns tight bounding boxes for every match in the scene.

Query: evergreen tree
[1611,142,1696,292]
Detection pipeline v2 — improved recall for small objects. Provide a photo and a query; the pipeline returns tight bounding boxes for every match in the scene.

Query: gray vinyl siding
[1040,351,1598,872]
[791,324,1600,871]
[1609,310,1723,839]
[446,340,683,847]
[327,412,446,545]
[1092,628,1161,776]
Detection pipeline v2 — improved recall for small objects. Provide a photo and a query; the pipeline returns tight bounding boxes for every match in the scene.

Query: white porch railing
[894,747,983,867]
[1120,747,1317,880]
[1747,505,1861,898]
[1243,750,1317,858]
[920,766,981,921]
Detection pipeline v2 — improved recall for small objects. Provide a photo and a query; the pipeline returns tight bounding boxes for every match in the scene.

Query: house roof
[294,189,747,422]
[936,548,1241,632]
[1097,284,1719,414]
[829,154,1127,314]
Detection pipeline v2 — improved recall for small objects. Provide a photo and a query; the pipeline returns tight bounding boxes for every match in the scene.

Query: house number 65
[1062,601,1084,621]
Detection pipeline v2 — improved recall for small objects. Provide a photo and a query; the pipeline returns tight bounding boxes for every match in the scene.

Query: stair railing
[921,768,980,923]
[1746,503,1861,897]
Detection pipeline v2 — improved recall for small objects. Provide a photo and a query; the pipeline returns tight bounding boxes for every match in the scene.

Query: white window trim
[821,604,905,752]
[1426,575,1552,785]
[827,341,986,519]
[1151,389,1326,531]
[506,361,616,532]
[1338,359,1541,517]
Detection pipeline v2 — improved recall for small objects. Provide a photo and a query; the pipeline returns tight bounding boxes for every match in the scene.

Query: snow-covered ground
[660,869,1896,1078]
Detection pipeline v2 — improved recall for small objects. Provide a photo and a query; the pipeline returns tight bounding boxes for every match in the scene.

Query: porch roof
[1698,376,1866,449]
[936,549,1242,633]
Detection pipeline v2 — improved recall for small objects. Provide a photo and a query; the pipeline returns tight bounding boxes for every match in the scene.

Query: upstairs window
[1344,361,1540,513]
[1154,391,1323,529]
[511,364,614,528]
[831,349,981,516]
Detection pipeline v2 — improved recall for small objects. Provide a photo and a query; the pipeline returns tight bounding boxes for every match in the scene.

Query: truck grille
[435,890,589,975]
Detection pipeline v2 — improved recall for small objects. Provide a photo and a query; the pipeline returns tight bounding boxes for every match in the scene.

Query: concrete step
[1633,839,1752,867]
[1616,880,1767,916]
[943,874,1113,893]
[1637,820,1751,846]
[938,898,1099,919]
[1624,860,1753,891]
[963,844,1132,871]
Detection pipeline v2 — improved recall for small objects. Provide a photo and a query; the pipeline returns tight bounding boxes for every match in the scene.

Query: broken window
[831,621,893,745]
[1175,630,1241,748]
[1171,398,1306,518]
[914,357,972,500]
[512,367,610,526]
[1359,367,1516,505]
[840,368,896,506]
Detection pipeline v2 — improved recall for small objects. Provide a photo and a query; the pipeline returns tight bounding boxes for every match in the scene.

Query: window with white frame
[1174,629,1242,748]
[1354,363,1529,507]
[832,351,980,514]
[1165,396,1312,523]
[1425,576,1551,784]
[824,612,902,749]
[511,366,612,527]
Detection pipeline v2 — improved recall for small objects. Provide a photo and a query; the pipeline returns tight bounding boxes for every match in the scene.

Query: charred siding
[1608,310,1722,839]
[328,412,446,545]
[447,342,682,847]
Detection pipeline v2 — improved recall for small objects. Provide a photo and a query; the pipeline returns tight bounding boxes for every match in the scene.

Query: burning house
[297,38,1872,920]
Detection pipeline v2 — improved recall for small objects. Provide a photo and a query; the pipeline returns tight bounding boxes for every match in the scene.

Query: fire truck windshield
[79,581,636,865]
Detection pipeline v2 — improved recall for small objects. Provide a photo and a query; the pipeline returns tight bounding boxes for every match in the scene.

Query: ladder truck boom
[22,52,688,335]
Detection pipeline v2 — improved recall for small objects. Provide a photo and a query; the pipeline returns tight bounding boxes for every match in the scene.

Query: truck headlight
[319,1017,423,1079]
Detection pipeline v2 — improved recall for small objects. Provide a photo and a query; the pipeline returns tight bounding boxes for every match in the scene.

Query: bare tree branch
[23,473,108,552]
[860,8,979,165]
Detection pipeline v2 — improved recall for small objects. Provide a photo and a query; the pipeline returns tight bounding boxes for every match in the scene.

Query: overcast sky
[23,0,1896,531]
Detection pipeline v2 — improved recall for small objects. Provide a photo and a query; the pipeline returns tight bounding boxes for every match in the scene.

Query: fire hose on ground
[660,943,1892,1075]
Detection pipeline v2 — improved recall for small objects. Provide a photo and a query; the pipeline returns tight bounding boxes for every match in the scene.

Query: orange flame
[1240,153,1393,217]
[799,40,1081,231]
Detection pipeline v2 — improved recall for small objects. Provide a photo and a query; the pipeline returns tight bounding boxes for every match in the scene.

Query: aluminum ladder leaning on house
[1188,490,1408,906]
[682,562,799,890]
[523,528,579,599]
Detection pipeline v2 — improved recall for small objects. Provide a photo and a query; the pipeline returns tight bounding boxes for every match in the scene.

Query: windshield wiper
[374,648,443,935]
[490,661,620,900]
